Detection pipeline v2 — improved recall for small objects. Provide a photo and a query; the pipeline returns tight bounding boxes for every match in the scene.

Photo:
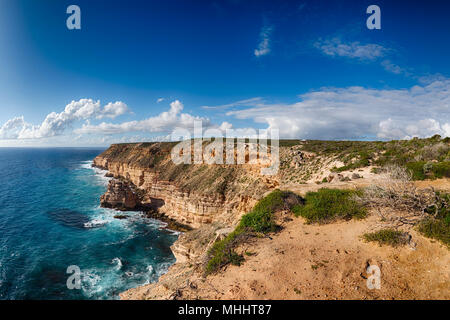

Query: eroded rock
[100,180,139,210]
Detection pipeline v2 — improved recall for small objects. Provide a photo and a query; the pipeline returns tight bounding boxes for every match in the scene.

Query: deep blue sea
[0,148,178,300]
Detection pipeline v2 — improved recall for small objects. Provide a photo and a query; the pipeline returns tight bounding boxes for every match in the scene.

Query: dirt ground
[120,178,450,300]
[121,212,449,300]
[187,215,449,300]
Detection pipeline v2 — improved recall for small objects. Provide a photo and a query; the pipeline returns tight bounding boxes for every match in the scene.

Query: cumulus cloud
[100,101,130,119]
[225,79,450,140]
[314,38,387,61]
[0,99,129,139]
[75,100,219,135]
[73,100,263,140]
[0,116,28,140]
[378,118,449,140]
[2,80,449,145]
[254,25,273,57]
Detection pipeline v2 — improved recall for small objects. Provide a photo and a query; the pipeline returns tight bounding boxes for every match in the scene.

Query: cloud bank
[1,80,449,145]
[0,99,129,139]
[74,100,216,135]
[225,79,450,140]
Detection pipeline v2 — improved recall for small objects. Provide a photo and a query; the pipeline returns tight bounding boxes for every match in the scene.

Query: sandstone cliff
[93,142,277,228]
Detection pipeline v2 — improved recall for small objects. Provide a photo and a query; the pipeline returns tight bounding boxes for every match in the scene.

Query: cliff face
[94,142,277,228]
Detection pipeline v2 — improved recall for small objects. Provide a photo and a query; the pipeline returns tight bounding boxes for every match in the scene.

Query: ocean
[0,148,178,300]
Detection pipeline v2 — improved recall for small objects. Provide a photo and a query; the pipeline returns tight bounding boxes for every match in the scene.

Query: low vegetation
[292,188,366,223]
[205,190,302,274]
[418,218,450,247]
[356,165,442,229]
[418,192,450,246]
[363,229,410,247]
[406,161,450,180]
[299,135,450,179]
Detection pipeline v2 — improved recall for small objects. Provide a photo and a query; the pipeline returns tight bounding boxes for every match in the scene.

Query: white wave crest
[111,257,123,270]
[84,219,108,228]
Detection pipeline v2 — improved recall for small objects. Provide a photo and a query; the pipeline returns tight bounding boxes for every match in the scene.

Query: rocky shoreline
[96,168,192,233]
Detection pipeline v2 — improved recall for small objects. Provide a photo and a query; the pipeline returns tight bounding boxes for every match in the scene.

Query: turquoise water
[0,148,178,300]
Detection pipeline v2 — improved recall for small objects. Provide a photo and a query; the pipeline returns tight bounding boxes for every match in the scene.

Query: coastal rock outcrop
[100,180,139,210]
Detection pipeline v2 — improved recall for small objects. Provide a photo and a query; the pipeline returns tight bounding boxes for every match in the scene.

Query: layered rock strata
[93,142,275,228]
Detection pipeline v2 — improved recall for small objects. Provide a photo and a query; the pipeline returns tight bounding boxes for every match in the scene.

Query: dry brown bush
[355,165,438,229]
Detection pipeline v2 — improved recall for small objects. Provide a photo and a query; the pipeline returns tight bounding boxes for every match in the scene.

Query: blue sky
[0,0,449,146]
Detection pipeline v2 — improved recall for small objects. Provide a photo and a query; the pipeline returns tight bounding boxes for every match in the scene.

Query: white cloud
[380,60,403,74]
[314,38,387,61]
[380,59,411,76]
[378,118,448,140]
[0,99,129,139]
[314,38,411,76]
[75,100,218,135]
[0,116,28,139]
[254,25,273,57]
[157,98,165,103]
[418,73,448,85]
[225,79,450,140]
[73,100,262,140]
[2,79,449,146]
[100,101,130,119]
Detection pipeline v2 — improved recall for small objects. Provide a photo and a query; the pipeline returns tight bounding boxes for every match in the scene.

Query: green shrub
[206,189,302,274]
[205,229,245,274]
[239,208,276,233]
[432,161,450,179]
[363,229,409,247]
[371,167,382,174]
[239,189,299,232]
[418,192,449,247]
[293,188,366,223]
[418,218,450,247]
[406,161,450,180]
[406,161,427,180]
